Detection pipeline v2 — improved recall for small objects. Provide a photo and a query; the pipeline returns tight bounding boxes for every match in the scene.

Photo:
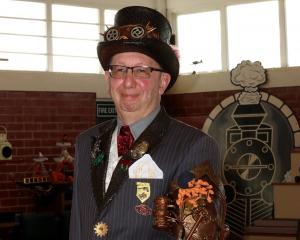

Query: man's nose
[124,69,136,88]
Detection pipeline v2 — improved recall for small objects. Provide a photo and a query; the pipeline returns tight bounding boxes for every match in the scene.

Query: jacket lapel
[90,119,116,212]
[103,108,171,209]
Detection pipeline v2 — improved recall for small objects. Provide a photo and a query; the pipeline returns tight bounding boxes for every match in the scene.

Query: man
[69,6,221,240]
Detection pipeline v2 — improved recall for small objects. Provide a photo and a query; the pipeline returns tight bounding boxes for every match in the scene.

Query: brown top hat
[97,6,179,91]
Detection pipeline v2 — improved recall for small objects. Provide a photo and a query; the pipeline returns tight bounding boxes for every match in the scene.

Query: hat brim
[97,39,179,91]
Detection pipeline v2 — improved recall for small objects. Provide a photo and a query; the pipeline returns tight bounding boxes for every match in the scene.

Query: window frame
[173,0,292,73]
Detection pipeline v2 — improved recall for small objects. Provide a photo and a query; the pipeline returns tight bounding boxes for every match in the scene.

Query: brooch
[130,141,149,159]
[94,222,108,237]
[91,136,105,167]
[119,141,150,170]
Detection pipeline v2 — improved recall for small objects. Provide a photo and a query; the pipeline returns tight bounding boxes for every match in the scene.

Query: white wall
[1,66,299,98]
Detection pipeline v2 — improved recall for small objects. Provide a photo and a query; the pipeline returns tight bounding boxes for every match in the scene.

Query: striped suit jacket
[69,108,220,240]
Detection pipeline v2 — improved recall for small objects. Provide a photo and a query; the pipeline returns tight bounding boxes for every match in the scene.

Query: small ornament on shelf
[51,134,74,183]
[32,152,49,177]
[54,134,73,163]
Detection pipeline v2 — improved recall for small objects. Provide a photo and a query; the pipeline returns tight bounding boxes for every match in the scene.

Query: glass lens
[133,67,151,78]
[110,65,126,78]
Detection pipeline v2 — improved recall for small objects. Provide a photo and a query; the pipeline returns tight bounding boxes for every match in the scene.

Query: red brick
[0,164,17,172]
[9,189,29,198]
[33,132,50,139]
[0,107,23,115]
[9,139,25,148]
[0,173,8,181]
[6,123,24,131]
[14,115,34,122]
[0,92,8,98]
[0,115,15,122]
[0,189,11,199]
[24,140,41,148]
[1,198,18,206]
[14,132,33,139]
[41,123,58,130]
[24,123,41,131]
[15,147,34,156]
[40,139,56,147]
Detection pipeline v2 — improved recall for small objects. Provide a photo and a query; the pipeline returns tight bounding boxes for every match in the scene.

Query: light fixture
[0,126,12,160]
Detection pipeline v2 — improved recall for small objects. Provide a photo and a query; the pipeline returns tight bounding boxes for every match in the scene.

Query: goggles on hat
[103,22,160,41]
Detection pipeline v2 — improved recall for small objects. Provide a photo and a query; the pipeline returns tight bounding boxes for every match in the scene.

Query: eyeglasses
[108,65,165,79]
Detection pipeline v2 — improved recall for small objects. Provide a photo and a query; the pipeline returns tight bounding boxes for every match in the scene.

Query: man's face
[104,52,171,123]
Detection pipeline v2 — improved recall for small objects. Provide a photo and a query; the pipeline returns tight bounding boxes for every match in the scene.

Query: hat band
[103,22,160,41]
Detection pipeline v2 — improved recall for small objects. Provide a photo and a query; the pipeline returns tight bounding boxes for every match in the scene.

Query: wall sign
[96,100,117,124]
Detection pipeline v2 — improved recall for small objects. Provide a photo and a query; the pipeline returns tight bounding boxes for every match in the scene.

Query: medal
[94,222,108,237]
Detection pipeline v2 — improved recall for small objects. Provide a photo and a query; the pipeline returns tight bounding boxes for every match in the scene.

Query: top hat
[97,6,179,91]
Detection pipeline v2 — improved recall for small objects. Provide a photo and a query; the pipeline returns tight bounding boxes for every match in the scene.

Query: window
[51,4,99,73]
[227,1,280,69]
[0,1,47,71]
[177,11,222,74]
[104,9,117,29]
[285,0,300,67]
[1,1,300,74]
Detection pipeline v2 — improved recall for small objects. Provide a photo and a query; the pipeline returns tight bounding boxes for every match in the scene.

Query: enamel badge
[94,222,108,237]
[136,182,150,203]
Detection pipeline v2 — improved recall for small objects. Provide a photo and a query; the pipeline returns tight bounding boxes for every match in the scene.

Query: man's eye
[135,68,147,73]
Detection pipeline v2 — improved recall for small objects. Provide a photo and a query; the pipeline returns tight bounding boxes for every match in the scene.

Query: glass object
[177,11,222,74]
[285,0,300,67]
[227,1,280,69]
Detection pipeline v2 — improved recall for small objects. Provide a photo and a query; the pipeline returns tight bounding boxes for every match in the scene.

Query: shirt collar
[117,106,161,140]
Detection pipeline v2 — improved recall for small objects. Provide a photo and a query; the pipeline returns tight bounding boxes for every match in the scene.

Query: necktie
[117,125,134,157]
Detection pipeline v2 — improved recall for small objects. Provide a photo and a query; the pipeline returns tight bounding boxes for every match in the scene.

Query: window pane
[52,4,98,23]
[227,1,280,69]
[52,38,98,57]
[0,18,46,36]
[285,0,300,67]
[0,1,45,19]
[0,52,47,71]
[52,22,99,40]
[177,11,222,74]
[0,34,46,54]
[104,9,117,28]
[53,56,99,73]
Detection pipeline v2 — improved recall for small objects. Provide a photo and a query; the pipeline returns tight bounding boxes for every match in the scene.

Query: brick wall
[162,86,300,129]
[0,91,96,213]
[1,86,299,213]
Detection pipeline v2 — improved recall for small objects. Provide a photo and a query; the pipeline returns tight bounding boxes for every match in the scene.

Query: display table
[16,181,72,214]
[273,183,300,219]
[273,183,300,240]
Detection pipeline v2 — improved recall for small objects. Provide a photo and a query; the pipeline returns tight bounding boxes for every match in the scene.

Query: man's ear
[104,71,112,97]
[159,73,171,95]
[104,71,110,82]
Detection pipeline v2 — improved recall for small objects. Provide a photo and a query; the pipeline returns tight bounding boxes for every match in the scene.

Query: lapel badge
[91,136,105,167]
[94,222,108,237]
[130,141,149,159]
[92,153,104,167]
[135,203,152,216]
[136,182,150,203]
